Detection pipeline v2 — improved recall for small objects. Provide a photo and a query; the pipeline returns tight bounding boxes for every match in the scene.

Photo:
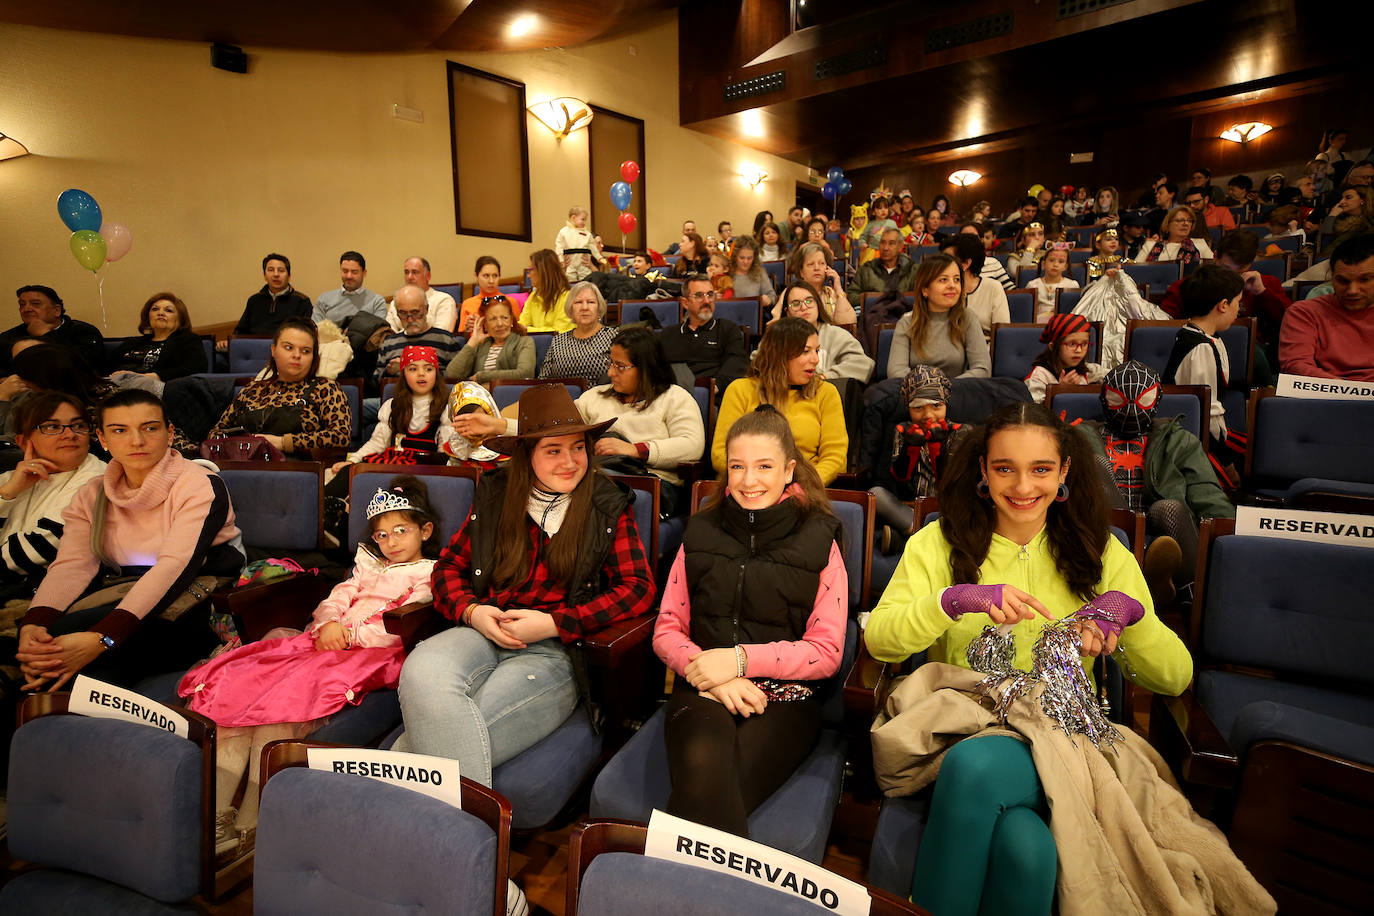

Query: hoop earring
[1055,482,1070,502]
[975,479,990,499]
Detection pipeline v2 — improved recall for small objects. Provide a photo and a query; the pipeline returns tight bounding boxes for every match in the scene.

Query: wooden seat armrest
[382,601,444,652]
[307,446,349,464]
[674,460,705,485]
[1150,690,1239,788]
[581,614,657,669]
[213,572,335,643]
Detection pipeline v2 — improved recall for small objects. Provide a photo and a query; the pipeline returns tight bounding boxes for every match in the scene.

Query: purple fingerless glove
[941,584,1004,620]
[1074,590,1144,639]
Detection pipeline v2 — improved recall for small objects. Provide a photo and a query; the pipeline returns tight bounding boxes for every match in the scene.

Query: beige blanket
[871,663,1275,916]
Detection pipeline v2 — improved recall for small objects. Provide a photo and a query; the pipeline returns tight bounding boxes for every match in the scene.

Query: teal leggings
[911,735,1057,916]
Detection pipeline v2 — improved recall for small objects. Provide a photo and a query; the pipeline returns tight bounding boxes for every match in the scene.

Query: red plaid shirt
[431,507,653,644]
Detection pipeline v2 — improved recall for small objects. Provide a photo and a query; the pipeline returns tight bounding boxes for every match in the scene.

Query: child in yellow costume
[847,203,869,264]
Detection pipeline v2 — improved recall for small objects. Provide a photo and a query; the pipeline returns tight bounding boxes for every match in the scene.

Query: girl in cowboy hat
[395,384,654,787]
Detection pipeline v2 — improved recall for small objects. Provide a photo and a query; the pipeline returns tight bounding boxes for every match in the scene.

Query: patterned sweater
[207,377,352,453]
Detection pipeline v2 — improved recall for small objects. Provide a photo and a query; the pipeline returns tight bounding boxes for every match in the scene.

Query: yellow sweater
[866,523,1192,696]
[521,289,573,333]
[713,379,848,485]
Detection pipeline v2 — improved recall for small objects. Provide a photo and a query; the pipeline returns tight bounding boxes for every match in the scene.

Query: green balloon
[70,229,106,272]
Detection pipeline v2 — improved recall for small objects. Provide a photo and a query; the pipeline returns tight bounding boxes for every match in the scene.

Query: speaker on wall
[211,43,248,74]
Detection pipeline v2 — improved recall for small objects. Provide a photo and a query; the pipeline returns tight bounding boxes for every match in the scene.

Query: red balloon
[620,160,640,183]
[617,211,638,234]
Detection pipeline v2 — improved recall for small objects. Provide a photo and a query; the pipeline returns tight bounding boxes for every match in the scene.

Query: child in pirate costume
[1164,266,1247,486]
[1080,361,1234,602]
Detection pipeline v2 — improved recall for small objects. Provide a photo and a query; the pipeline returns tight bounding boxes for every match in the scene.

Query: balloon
[617,211,638,234]
[101,222,133,262]
[619,160,640,183]
[69,230,107,272]
[57,189,102,233]
[837,178,853,196]
[610,181,633,211]
[827,167,845,183]
[822,182,837,201]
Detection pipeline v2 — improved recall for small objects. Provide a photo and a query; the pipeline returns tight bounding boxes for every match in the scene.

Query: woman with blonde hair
[887,254,991,380]
[521,249,573,332]
[714,317,847,484]
[1135,206,1213,263]
[728,237,775,311]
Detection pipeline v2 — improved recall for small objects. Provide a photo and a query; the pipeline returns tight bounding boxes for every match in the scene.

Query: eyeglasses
[688,291,717,301]
[1061,339,1091,351]
[787,297,817,311]
[606,359,635,373]
[396,309,426,319]
[480,295,507,306]
[36,420,91,436]
[371,524,416,544]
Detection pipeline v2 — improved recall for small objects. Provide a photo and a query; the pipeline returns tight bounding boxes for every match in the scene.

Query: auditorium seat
[874,324,897,382]
[989,322,1101,380]
[1047,383,1209,448]
[227,335,273,374]
[253,740,513,916]
[619,299,679,328]
[1005,290,1035,324]
[762,259,786,291]
[1121,262,1181,292]
[490,378,588,411]
[1152,518,1374,914]
[566,820,929,915]
[713,297,762,336]
[1056,287,1083,314]
[1244,389,1374,501]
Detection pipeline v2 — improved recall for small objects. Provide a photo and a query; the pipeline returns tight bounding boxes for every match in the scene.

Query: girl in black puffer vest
[652,405,848,838]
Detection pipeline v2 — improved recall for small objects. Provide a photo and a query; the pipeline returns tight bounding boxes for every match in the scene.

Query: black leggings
[1146,499,1198,587]
[42,602,218,689]
[663,683,821,838]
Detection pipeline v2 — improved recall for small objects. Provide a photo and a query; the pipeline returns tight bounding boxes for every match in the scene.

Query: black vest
[1163,323,1226,388]
[464,468,632,609]
[682,496,841,670]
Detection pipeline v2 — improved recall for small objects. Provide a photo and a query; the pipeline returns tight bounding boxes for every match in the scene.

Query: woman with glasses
[714,317,848,484]
[0,392,105,602]
[445,296,536,383]
[1135,206,1212,264]
[572,327,704,516]
[779,281,873,383]
[788,242,858,326]
[537,281,616,385]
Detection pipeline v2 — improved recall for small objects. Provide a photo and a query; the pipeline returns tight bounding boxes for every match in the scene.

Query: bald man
[385,257,457,333]
[375,285,461,387]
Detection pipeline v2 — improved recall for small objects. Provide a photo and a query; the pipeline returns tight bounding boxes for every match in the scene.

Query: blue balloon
[822,181,837,201]
[610,181,633,211]
[58,188,102,233]
[837,178,853,196]
[827,167,844,183]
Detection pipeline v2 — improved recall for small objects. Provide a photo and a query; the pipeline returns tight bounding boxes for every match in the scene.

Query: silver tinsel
[965,616,1124,752]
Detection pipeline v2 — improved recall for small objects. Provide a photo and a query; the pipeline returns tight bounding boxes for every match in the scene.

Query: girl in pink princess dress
[178,475,439,863]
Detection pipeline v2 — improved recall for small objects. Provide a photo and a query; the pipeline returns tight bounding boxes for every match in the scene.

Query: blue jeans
[395,627,577,786]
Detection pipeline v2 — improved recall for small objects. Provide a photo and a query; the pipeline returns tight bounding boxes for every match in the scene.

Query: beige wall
[0,18,809,335]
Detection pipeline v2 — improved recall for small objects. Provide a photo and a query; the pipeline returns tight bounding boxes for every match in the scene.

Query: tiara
[366,487,414,520]
[1027,222,1044,230]
[1098,228,1119,239]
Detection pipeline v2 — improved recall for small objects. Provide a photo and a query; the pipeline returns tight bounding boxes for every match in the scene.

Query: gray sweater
[313,287,388,326]
[887,309,991,380]
[731,271,776,307]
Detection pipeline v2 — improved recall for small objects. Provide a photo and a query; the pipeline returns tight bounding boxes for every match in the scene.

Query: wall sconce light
[0,132,30,162]
[1219,121,1273,145]
[527,98,594,140]
[948,169,982,187]
[740,168,769,189]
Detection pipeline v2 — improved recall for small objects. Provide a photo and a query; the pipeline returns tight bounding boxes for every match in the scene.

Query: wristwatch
[98,635,116,651]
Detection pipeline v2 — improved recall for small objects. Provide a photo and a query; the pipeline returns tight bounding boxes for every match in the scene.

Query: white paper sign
[1275,374,1374,401]
[306,747,462,809]
[1236,506,1374,549]
[68,674,188,739]
[644,809,868,914]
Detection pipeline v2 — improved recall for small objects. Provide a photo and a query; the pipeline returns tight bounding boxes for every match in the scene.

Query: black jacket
[233,285,313,335]
[110,329,208,380]
[0,317,104,374]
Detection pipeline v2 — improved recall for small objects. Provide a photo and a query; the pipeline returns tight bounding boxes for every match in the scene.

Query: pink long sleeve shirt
[652,541,848,682]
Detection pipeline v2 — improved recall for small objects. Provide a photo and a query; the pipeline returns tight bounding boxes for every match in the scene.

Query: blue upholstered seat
[1056,287,1083,313]
[219,464,322,551]
[1005,290,1035,324]
[491,381,584,412]
[346,468,475,553]
[990,323,1100,380]
[576,852,830,916]
[1249,396,1374,499]
[874,327,895,382]
[867,792,932,897]
[762,260,786,291]
[227,336,273,374]
[254,767,497,916]
[3,716,205,906]
[492,707,603,829]
[1121,261,1181,292]
[1050,390,1204,442]
[713,298,761,336]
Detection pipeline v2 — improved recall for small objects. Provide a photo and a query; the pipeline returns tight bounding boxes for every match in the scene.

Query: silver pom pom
[966,619,1123,752]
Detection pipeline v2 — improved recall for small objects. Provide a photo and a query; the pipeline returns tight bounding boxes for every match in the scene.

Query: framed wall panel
[588,104,646,254]
[447,61,531,240]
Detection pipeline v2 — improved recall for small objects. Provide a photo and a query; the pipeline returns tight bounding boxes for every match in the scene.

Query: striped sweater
[0,453,106,584]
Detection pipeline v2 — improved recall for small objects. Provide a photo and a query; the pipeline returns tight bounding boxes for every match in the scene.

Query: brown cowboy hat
[485,384,616,455]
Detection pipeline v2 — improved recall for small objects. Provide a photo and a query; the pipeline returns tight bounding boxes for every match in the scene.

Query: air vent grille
[723,70,786,102]
[925,12,1014,53]
[1058,0,1133,19]
[814,46,888,82]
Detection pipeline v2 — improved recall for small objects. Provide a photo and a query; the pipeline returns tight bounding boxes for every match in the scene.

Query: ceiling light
[1219,121,1273,144]
[0,133,29,162]
[508,14,537,38]
[527,98,594,140]
[948,170,982,187]
[741,109,764,138]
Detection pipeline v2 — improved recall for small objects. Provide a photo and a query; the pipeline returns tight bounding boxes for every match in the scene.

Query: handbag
[200,435,285,462]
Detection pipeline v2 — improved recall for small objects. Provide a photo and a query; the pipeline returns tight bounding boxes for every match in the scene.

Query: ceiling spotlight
[508,14,537,38]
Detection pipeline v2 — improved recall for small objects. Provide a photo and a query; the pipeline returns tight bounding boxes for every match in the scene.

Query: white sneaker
[507,879,529,916]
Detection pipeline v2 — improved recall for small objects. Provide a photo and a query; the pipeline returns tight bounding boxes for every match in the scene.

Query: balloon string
[97,274,107,331]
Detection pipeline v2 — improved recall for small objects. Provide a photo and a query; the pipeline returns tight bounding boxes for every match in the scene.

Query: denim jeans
[395,627,577,786]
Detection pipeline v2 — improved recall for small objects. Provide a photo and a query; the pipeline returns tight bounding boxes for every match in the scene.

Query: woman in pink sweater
[16,389,244,691]
[652,405,847,838]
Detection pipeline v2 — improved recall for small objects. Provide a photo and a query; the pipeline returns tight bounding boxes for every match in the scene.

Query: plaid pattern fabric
[431,507,652,644]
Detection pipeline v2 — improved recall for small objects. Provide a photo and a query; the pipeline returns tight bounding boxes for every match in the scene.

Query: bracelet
[735,645,746,679]
[462,603,477,626]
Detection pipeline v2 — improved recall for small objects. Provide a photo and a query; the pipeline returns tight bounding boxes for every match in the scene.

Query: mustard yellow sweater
[713,379,849,485]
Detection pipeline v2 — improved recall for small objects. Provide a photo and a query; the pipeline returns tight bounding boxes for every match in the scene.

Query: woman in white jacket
[778,280,874,383]
[0,392,106,602]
